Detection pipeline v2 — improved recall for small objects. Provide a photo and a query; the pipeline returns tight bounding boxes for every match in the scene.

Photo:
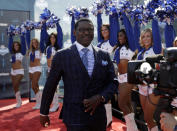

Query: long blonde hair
[173,37,177,47]
[30,38,40,52]
[139,28,153,48]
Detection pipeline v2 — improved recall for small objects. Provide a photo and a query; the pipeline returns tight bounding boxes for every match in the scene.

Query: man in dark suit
[40,18,118,131]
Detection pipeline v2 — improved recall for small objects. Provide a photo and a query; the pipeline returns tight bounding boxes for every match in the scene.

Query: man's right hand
[40,115,50,127]
[83,95,102,116]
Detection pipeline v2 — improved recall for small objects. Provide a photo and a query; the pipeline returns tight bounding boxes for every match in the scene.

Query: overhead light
[0,23,8,27]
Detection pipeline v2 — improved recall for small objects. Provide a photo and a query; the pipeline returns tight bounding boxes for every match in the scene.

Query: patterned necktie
[81,48,89,70]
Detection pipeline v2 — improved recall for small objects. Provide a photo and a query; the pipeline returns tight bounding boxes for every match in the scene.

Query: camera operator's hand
[160,112,177,131]
[83,95,103,116]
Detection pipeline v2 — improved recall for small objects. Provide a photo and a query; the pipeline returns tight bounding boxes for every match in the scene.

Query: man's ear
[73,30,76,37]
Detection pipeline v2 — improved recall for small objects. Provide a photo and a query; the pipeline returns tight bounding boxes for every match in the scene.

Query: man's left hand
[83,95,102,115]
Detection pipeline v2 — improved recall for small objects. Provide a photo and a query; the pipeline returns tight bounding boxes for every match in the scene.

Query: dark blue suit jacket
[40,44,118,126]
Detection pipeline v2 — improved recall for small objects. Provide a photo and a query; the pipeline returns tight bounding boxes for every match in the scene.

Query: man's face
[74,21,94,47]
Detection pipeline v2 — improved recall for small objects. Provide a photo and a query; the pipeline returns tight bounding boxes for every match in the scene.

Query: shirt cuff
[40,113,48,116]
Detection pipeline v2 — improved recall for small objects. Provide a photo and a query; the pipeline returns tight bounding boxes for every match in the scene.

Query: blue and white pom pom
[143,0,163,23]
[155,0,177,24]
[14,26,21,35]
[90,0,105,16]
[40,8,51,22]
[24,20,34,30]
[106,4,118,16]
[130,6,144,24]
[145,0,163,13]
[66,6,77,17]
[104,0,118,15]
[50,14,60,23]
[46,14,60,28]
[33,22,42,29]
[79,7,89,18]
[20,24,27,35]
[73,8,81,20]
[66,6,89,20]
[118,0,132,15]
[7,25,16,36]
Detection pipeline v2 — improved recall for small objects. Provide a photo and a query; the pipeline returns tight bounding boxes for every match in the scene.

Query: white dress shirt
[75,41,95,76]
[99,40,113,54]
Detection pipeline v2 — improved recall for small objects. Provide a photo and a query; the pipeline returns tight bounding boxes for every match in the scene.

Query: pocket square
[102,60,108,66]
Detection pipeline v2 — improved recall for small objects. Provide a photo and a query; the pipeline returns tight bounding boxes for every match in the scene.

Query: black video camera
[127,47,177,99]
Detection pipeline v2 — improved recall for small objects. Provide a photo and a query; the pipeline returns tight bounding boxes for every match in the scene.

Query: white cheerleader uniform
[118,46,134,83]
[137,47,157,96]
[99,40,114,54]
[29,50,42,73]
[11,53,24,76]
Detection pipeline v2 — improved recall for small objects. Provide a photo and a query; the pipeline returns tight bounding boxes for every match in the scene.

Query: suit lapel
[70,44,90,78]
[91,46,99,79]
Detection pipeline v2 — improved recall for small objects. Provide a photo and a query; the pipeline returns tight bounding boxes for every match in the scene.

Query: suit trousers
[66,124,106,131]
[66,114,106,131]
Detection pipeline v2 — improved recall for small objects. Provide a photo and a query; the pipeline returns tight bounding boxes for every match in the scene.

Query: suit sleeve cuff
[99,93,108,104]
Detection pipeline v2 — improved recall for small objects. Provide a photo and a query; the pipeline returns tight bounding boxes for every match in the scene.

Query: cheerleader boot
[49,92,59,112]
[15,91,22,108]
[124,113,139,131]
[33,91,42,109]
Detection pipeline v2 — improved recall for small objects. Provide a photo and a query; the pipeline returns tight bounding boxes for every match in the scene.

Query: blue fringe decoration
[40,23,46,53]
[56,22,63,49]
[165,24,175,48]
[11,55,16,63]
[8,35,13,54]
[152,19,162,54]
[122,13,136,51]
[133,20,142,52]
[113,48,120,64]
[109,13,120,46]
[47,46,52,59]
[71,16,76,44]
[20,34,26,55]
[97,13,103,43]
[30,52,35,62]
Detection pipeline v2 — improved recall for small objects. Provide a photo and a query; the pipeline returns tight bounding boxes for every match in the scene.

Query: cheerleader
[113,12,138,131]
[114,30,137,131]
[46,33,59,72]
[44,21,63,112]
[97,24,114,54]
[29,38,42,109]
[96,12,117,55]
[137,27,161,131]
[45,33,60,112]
[9,41,25,108]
